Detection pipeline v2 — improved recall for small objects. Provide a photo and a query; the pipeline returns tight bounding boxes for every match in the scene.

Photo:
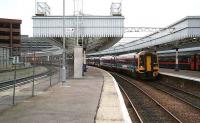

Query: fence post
[5,48,7,69]
[13,56,17,105]
[50,57,52,87]
[59,57,61,83]
[32,52,35,97]
[3,48,4,69]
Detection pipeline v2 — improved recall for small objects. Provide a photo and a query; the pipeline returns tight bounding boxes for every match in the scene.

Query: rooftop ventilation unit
[36,2,51,16]
[110,3,122,16]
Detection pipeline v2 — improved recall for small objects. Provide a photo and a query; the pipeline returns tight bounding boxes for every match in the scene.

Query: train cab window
[139,55,144,66]
[152,55,157,62]
[151,55,158,67]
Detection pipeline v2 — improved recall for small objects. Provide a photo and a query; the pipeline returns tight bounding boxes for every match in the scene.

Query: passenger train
[87,51,159,79]
[158,53,200,71]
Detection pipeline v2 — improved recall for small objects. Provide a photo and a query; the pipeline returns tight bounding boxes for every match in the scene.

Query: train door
[132,56,136,70]
[191,55,197,70]
[146,55,152,72]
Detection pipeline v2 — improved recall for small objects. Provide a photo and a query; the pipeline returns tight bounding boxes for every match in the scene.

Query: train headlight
[153,72,158,77]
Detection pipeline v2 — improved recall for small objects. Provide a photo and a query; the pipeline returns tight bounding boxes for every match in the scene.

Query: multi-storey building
[0,18,21,55]
[0,18,21,68]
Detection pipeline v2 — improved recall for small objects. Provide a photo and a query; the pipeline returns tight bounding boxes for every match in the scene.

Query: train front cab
[135,51,159,79]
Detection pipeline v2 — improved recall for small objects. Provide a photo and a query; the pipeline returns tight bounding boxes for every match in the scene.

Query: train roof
[116,52,136,59]
[100,55,114,60]
[137,51,157,55]
[87,56,100,59]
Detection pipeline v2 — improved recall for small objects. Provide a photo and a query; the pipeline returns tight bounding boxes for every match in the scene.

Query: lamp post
[61,0,66,82]
[35,0,37,15]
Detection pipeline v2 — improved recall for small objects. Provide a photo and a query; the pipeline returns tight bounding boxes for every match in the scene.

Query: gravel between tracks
[160,75,200,97]
[148,82,200,109]
[120,86,141,123]
[124,76,200,123]
[113,74,180,123]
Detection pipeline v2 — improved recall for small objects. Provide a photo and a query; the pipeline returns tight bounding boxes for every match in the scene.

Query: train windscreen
[140,55,144,66]
[152,55,158,67]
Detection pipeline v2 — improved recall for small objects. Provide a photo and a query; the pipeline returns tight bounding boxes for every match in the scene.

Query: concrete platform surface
[95,68,131,123]
[0,67,103,123]
[0,66,131,123]
[160,68,200,82]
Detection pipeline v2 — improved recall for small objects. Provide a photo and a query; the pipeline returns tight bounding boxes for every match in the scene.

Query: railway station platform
[159,68,200,82]
[0,66,131,123]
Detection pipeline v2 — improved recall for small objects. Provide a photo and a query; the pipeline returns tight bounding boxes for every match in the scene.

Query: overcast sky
[1,0,200,39]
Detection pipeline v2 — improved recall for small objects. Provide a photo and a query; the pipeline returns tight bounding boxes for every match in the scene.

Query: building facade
[0,18,21,68]
[0,18,21,56]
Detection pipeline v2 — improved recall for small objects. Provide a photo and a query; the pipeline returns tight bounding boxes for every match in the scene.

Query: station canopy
[89,16,200,56]
[32,15,124,54]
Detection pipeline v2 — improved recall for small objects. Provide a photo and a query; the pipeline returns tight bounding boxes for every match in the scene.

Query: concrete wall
[74,46,83,78]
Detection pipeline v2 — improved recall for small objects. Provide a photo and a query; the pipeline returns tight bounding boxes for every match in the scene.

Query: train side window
[188,58,190,62]
[135,58,138,66]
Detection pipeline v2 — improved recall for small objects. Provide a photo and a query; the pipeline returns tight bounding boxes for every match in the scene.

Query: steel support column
[61,0,66,82]
[83,50,86,72]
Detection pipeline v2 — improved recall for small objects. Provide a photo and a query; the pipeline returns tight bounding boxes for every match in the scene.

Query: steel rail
[156,82,200,98]
[0,71,50,91]
[112,72,182,123]
[118,84,144,123]
[0,65,59,91]
[149,82,200,110]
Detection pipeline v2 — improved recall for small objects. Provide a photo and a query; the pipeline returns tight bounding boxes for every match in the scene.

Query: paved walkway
[95,68,131,123]
[0,66,131,123]
[0,67,104,123]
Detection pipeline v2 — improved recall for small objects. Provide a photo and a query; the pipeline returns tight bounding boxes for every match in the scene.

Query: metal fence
[0,47,72,107]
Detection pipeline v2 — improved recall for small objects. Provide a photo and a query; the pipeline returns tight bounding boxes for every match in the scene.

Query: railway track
[0,67,57,91]
[148,81,200,110]
[111,72,181,123]
[119,84,143,123]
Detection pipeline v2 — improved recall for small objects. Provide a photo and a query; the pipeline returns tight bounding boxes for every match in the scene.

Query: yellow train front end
[136,51,159,79]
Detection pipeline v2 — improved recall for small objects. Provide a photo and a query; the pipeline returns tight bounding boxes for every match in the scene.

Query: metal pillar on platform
[175,48,179,71]
[61,0,66,82]
[83,50,87,72]
[73,0,84,78]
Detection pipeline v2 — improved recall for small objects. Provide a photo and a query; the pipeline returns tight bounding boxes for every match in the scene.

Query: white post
[73,0,75,15]
[74,46,83,78]
[175,48,179,71]
[35,0,37,15]
[61,0,66,82]
[76,13,79,46]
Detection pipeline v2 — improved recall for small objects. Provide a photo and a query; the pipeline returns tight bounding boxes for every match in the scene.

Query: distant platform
[159,68,200,82]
